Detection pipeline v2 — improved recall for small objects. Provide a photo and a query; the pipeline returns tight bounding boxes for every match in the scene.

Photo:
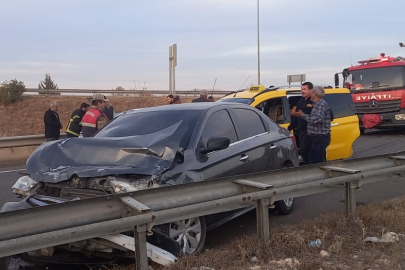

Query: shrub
[0,79,26,105]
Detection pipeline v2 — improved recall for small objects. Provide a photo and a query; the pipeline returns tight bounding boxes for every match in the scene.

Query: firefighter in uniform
[66,103,89,138]
[81,94,109,137]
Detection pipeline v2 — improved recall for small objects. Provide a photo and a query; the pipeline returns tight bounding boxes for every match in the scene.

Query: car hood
[27,122,183,183]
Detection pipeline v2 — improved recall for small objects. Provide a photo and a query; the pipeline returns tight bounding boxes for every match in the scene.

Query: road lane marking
[0,168,26,174]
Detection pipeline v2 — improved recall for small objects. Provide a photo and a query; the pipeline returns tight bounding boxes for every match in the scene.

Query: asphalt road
[1,127,405,269]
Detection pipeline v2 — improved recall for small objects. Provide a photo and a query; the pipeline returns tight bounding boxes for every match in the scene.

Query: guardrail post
[134,224,148,270]
[345,182,356,219]
[256,198,270,242]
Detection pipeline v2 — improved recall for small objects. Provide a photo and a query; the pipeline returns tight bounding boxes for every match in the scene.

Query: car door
[231,107,284,172]
[193,108,251,180]
[323,92,360,160]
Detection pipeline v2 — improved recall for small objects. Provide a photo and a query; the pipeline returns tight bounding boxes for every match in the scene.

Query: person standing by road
[44,102,62,142]
[102,95,114,121]
[81,94,108,137]
[173,95,181,104]
[66,103,89,138]
[291,86,332,164]
[288,82,313,164]
[192,89,209,102]
[167,94,174,104]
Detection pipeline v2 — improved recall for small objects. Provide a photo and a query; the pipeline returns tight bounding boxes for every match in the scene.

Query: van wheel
[360,128,365,135]
[0,257,10,270]
[275,198,294,215]
[163,216,206,254]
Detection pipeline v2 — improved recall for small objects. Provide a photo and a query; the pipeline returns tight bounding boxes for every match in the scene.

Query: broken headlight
[12,175,38,196]
[110,179,160,193]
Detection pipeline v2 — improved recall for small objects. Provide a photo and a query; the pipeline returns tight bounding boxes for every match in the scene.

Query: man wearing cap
[66,103,90,138]
[81,94,108,137]
[102,95,114,121]
[192,89,209,103]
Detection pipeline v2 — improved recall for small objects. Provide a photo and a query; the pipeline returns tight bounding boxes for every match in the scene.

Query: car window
[256,97,286,124]
[324,94,356,118]
[199,110,237,147]
[233,108,266,139]
[94,110,202,149]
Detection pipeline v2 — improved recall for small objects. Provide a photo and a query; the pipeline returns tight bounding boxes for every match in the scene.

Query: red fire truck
[335,53,405,133]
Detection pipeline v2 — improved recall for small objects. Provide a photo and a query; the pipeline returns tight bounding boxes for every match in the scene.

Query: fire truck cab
[335,53,405,133]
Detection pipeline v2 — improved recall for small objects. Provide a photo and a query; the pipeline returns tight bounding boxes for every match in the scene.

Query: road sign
[287,74,306,84]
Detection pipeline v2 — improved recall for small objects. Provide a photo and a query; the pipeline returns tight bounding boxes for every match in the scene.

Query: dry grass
[0,94,194,162]
[0,94,193,137]
[130,196,405,270]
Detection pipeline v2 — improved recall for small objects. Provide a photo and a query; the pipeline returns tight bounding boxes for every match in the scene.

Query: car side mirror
[334,73,339,88]
[199,137,230,154]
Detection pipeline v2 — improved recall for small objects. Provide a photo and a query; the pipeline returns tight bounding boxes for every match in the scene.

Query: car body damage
[2,103,299,267]
[26,121,185,183]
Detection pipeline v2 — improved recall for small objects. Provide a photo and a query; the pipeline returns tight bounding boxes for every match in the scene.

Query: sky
[1,0,404,91]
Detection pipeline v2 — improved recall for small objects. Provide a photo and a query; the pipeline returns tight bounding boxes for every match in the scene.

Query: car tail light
[290,134,297,146]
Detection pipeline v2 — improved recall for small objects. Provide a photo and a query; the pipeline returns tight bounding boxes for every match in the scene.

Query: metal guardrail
[0,134,67,149]
[24,88,234,96]
[1,151,405,269]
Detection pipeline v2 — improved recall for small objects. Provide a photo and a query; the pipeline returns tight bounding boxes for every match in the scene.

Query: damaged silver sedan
[1,102,299,267]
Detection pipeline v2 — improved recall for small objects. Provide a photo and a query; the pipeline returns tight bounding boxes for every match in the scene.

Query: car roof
[119,102,252,116]
[222,85,351,99]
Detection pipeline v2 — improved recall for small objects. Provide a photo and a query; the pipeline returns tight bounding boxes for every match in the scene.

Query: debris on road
[365,232,400,243]
[308,239,323,248]
[320,250,329,257]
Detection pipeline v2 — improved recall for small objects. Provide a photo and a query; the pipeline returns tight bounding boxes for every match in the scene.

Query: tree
[0,79,26,105]
[112,86,125,96]
[38,74,59,95]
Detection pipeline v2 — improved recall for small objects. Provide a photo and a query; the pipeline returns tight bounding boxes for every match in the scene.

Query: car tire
[274,198,294,215]
[163,216,206,254]
[360,128,365,135]
[0,257,10,270]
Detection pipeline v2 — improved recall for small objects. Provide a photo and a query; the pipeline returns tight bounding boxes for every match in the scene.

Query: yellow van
[220,85,360,161]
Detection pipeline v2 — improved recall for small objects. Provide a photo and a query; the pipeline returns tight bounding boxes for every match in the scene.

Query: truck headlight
[395,114,405,121]
[12,176,38,196]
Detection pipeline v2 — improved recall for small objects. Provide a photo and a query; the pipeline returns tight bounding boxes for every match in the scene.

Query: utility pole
[169,44,178,95]
[257,0,261,85]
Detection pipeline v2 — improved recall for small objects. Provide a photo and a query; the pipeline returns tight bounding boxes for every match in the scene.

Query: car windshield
[219,98,253,104]
[94,110,202,149]
[348,66,405,91]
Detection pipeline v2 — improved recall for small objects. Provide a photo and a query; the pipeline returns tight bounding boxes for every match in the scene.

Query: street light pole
[257,0,261,85]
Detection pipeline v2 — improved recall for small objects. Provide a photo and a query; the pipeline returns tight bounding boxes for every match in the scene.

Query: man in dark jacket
[66,103,89,137]
[288,82,313,164]
[44,102,62,141]
[102,95,114,121]
[192,89,209,103]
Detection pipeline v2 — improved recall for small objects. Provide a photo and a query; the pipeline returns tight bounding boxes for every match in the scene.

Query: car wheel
[0,257,10,270]
[274,198,294,215]
[164,216,206,254]
[360,128,365,135]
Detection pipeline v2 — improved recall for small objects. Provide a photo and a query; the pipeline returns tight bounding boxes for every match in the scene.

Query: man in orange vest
[81,94,108,137]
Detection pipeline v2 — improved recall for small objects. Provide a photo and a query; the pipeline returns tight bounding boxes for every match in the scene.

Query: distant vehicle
[335,53,405,133]
[220,85,360,161]
[1,102,298,267]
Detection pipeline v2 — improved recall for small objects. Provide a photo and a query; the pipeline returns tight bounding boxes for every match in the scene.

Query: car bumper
[359,109,405,129]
